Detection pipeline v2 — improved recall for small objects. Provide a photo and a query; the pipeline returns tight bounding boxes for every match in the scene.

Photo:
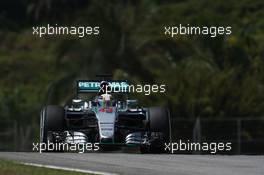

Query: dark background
[0,0,264,153]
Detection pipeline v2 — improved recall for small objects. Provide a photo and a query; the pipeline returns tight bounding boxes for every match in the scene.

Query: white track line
[21,162,118,175]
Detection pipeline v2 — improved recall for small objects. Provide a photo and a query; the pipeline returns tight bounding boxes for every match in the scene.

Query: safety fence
[0,120,34,151]
[171,117,264,154]
[0,118,264,154]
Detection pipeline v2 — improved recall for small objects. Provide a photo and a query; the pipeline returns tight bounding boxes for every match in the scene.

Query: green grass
[0,159,93,175]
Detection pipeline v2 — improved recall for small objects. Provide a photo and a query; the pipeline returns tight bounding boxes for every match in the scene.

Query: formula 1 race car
[40,76,171,153]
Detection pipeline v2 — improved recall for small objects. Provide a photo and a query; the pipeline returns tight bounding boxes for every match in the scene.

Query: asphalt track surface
[0,152,263,175]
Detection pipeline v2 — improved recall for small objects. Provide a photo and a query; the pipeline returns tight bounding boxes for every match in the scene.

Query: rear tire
[140,107,171,153]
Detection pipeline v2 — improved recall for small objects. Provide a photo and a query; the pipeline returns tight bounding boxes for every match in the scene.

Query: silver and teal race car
[40,76,171,153]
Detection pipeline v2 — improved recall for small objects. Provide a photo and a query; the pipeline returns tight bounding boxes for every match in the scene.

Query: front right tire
[140,106,171,153]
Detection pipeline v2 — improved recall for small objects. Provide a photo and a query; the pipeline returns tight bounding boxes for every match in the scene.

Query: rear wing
[77,80,129,94]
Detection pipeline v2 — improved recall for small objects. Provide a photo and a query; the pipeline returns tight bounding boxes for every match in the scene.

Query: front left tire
[40,105,65,144]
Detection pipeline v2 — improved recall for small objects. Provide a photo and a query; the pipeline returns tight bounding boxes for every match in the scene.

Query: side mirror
[126,99,138,108]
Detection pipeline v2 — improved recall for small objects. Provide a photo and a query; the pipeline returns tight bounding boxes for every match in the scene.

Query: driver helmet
[98,94,112,108]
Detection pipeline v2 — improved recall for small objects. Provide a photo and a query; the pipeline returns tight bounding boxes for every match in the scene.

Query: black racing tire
[40,105,65,144]
[140,107,171,153]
